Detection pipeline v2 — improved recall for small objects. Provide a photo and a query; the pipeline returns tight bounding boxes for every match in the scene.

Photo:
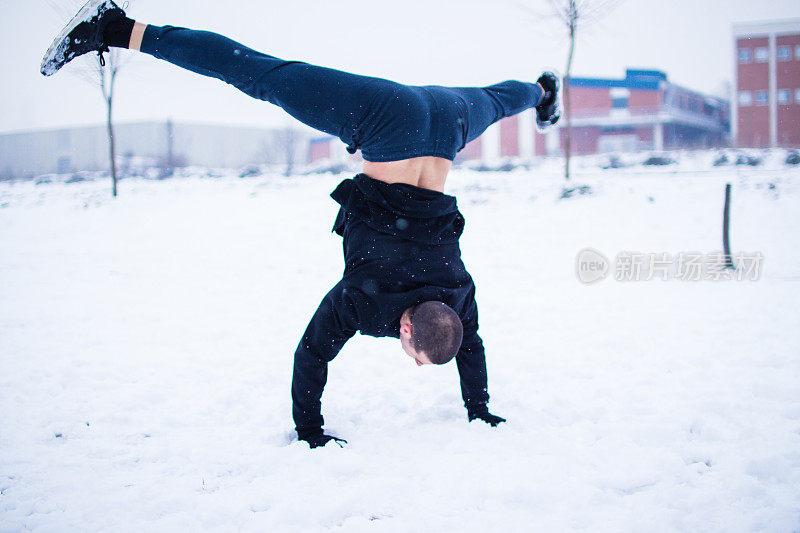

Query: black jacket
[291,174,489,438]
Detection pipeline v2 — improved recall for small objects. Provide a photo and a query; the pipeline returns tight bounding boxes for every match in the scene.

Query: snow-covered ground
[1,163,799,532]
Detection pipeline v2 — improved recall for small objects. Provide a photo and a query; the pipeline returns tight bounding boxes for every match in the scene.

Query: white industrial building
[0,121,311,179]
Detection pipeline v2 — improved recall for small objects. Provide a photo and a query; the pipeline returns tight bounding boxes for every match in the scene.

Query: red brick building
[476,69,730,159]
[734,19,800,148]
[308,136,332,162]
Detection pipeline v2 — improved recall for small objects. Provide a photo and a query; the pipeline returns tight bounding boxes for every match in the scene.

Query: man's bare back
[362,157,453,192]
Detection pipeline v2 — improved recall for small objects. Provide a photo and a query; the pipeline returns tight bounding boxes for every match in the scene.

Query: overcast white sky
[1,0,799,133]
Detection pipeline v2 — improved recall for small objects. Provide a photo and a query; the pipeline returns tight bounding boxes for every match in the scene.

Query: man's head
[399,301,464,366]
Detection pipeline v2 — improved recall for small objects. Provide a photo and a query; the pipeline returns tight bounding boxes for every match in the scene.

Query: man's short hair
[409,301,464,365]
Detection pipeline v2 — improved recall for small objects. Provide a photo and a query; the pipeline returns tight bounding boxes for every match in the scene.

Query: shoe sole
[40,0,113,76]
[536,71,563,133]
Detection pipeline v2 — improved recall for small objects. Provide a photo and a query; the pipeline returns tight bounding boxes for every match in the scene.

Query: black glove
[468,409,507,427]
[298,430,347,449]
[535,71,561,131]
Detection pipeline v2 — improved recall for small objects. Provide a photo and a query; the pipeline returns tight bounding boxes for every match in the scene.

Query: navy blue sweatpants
[141,25,544,162]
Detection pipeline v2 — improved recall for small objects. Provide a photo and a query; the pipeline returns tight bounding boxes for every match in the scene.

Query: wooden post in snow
[723,183,734,269]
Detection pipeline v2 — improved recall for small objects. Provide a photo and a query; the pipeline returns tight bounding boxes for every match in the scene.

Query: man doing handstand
[42,0,562,448]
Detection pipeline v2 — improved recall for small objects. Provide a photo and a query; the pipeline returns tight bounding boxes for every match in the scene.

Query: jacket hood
[330,174,464,244]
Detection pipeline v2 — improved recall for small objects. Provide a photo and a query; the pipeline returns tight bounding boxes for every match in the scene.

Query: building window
[738,91,752,106]
[777,46,791,61]
[738,48,751,63]
[601,126,635,134]
[611,96,629,109]
[755,90,768,105]
[796,89,800,104]
[755,47,769,62]
[777,89,791,105]
[796,45,800,60]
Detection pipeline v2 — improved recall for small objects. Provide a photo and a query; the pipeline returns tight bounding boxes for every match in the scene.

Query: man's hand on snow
[468,410,507,427]
[299,430,347,449]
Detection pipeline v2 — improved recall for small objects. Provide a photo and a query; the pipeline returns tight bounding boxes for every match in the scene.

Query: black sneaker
[535,71,562,131]
[40,0,125,76]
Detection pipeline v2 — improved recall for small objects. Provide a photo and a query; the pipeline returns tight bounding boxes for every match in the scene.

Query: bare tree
[95,49,125,195]
[546,0,620,181]
[269,127,300,176]
[47,0,133,196]
[283,127,297,177]
[162,117,175,178]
